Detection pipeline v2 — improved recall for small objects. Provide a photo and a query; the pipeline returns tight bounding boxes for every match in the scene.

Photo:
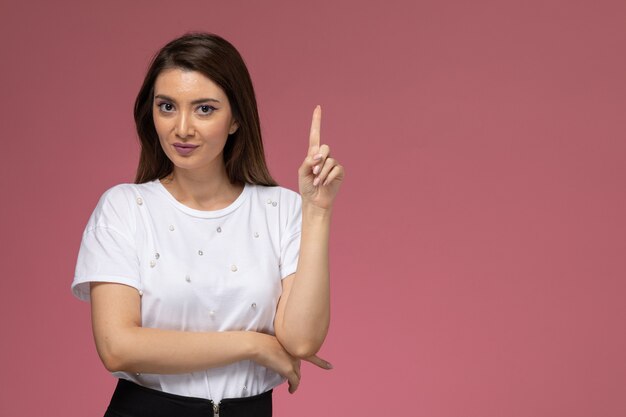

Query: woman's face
[152,68,238,175]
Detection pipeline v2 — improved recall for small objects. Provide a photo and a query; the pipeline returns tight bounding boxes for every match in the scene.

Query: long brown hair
[133,32,277,186]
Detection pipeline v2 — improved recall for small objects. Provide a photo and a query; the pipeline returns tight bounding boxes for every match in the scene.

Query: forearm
[98,327,260,374]
[278,204,331,357]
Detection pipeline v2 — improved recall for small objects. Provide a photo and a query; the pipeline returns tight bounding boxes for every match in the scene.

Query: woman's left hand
[298,106,344,211]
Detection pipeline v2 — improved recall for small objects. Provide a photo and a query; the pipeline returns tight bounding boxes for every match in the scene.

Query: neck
[161,164,243,211]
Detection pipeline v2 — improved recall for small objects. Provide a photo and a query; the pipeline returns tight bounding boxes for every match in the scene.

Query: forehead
[154,68,227,100]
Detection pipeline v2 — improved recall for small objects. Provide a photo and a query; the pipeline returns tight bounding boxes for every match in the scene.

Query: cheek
[197,120,232,140]
[153,115,168,138]
[153,119,172,154]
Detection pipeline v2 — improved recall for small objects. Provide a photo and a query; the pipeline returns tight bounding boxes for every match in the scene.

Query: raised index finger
[308,105,321,154]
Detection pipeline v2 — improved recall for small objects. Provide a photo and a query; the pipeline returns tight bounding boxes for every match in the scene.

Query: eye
[157,102,174,112]
[197,105,216,115]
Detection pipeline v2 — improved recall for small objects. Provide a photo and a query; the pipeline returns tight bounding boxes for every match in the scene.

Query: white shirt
[72,179,302,402]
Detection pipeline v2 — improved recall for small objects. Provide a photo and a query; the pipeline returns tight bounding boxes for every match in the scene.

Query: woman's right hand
[253,333,332,394]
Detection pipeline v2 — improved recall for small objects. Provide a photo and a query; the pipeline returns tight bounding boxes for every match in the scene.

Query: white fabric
[72,179,302,402]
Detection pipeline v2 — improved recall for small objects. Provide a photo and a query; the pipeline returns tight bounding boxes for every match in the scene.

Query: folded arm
[89,281,326,392]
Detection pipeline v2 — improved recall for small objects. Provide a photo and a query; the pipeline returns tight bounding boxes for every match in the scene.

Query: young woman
[71,32,344,417]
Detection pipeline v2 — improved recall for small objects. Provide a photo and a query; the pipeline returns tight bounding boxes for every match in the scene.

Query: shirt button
[209,310,215,317]
[149,260,156,268]
[138,290,143,296]
[198,250,203,256]
[185,275,191,282]
[230,264,238,272]
[254,232,259,238]
[169,225,175,231]
[217,226,222,233]
[272,201,277,207]
[154,252,160,259]
[266,199,272,204]
[251,302,257,309]
[136,197,143,205]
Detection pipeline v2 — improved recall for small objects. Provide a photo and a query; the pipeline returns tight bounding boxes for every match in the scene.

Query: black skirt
[104,378,272,417]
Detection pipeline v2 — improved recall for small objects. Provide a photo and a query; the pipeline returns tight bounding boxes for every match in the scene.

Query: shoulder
[93,183,137,218]
[87,183,143,234]
[247,184,301,208]
[98,183,137,204]
[96,182,158,210]
[246,185,302,233]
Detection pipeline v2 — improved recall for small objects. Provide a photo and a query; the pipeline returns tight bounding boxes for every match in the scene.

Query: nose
[174,111,194,138]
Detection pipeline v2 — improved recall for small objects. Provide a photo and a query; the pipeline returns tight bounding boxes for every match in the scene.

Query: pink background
[1,0,625,416]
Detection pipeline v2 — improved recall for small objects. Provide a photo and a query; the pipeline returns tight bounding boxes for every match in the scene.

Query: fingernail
[326,362,333,369]
[313,153,323,161]
[313,165,320,175]
[313,177,320,186]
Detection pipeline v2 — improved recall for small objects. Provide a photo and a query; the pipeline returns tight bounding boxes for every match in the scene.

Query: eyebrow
[154,94,221,104]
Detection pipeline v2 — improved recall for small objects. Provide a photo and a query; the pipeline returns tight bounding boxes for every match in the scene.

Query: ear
[229,120,239,135]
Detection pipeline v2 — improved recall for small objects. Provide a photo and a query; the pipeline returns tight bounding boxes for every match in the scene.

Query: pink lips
[173,143,198,156]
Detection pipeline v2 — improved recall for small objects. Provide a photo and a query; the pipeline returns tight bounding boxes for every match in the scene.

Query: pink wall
[1,0,625,416]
